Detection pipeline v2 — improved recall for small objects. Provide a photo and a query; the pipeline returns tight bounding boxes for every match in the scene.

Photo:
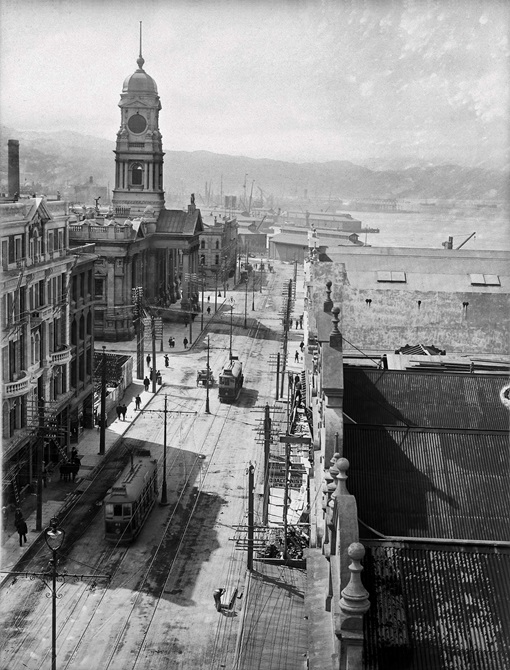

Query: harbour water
[354,207,510,251]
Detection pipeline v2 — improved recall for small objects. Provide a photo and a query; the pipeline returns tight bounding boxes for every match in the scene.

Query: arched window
[131,163,143,186]
[215,240,220,250]
[200,254,205,265]
[201,240,205,249]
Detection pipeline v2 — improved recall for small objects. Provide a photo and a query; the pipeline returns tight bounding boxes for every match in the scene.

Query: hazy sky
[1,0,508,168]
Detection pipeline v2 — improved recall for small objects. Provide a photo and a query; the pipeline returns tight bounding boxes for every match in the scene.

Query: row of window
[201,239,222,250]
[1,229,66,269]
[1,273,67,327]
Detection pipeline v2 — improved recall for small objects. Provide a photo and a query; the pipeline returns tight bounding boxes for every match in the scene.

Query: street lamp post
[200,269,205,331]
[44,517,66,670]
[1,520,110,670]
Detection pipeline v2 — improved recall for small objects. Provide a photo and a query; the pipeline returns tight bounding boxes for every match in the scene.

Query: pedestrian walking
[156,371,162,384]
[299,341,304,352]
[121,404,127,420]
[207,306,211,315]
[143,376,150,392]
[170,337,175,348]
[71,447,78,460]
[116,404,122,420]
[16,517,28,547]
[295,350,299,362]
[146,354,151,368]
[135,394,141,410]
[207,295,210,303]
[164,355,169,367]
[168,337,172,348]
[183,337,188,349]
[14,507,23,526]
[299,315,303,328]
[295,319,299,329]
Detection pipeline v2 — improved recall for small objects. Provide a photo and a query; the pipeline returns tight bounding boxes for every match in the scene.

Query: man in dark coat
[16,517,28,546]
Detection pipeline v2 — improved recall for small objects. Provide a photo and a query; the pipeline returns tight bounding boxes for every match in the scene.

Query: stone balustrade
[4,372,33,398]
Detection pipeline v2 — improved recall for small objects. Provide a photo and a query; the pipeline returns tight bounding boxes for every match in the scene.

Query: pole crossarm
[2,569,110,588]
[137,409,197,416]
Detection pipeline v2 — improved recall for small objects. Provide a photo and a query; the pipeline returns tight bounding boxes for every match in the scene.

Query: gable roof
[156,208,204,236]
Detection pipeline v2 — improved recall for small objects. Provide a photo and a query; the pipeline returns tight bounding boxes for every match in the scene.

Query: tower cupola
[112,23,165,218]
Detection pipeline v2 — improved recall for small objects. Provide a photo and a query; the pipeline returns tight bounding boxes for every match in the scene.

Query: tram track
[1,269,288,670]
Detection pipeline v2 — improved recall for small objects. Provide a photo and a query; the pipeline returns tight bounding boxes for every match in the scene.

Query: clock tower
[112,39,165,217]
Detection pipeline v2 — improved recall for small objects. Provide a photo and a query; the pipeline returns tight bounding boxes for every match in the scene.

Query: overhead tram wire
[22,267,275,670]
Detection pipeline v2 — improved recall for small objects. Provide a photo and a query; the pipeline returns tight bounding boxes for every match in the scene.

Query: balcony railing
[4,372,33,398]
[50,346,73,365]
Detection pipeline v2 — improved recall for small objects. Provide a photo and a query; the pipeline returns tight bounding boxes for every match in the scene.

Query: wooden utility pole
[262,404,271,525]
[244,272,248,328]
[161,395,169,505]
[205,336,211,414]
[247,463,255,571]
[151,317,157,394]
[36,397,45,531]
[137,401,196,505]
[99,345,106,456]
[275,352,280,401]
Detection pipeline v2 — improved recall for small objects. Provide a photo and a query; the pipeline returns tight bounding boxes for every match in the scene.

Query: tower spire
[137,21,145,70]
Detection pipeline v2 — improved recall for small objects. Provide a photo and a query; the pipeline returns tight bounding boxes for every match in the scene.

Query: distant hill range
[1,126,508,204]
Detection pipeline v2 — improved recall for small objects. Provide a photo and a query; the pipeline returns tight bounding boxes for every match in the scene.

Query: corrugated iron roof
[344,425,510,541]
[155,208,203,235]
[343,369,510,430]
[362,542,510,670]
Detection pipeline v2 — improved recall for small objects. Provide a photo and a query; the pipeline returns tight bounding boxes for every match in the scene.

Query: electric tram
[218,359,244,402]
[104,450,158,543]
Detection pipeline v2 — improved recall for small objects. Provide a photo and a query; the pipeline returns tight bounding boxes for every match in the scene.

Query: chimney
[8,140,20,197]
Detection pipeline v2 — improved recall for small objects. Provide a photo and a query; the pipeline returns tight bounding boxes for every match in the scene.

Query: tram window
[113,504,123,516]
[123,504,132,517]
[105,504,114,518]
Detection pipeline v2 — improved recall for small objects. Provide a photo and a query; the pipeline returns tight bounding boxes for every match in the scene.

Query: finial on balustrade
[324,281,333,313]
[340,543,370,615]
[335,457,349,496]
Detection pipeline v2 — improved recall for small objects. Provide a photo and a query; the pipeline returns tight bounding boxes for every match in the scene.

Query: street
[0,261,305,670]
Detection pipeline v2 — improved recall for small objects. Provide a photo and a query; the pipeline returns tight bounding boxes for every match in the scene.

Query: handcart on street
[197,368,214,387]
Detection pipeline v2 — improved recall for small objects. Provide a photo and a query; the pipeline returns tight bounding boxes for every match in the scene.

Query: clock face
[128,113,147,134]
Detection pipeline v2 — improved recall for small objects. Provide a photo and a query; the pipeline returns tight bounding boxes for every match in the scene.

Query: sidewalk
[0,382,155,577]
[96,290,227,362]
[1,291,227,574]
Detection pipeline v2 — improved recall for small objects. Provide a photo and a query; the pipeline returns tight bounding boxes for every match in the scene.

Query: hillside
[1,126,507,204]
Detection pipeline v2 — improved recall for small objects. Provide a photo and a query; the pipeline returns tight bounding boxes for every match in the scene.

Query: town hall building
[68,45,204,341]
